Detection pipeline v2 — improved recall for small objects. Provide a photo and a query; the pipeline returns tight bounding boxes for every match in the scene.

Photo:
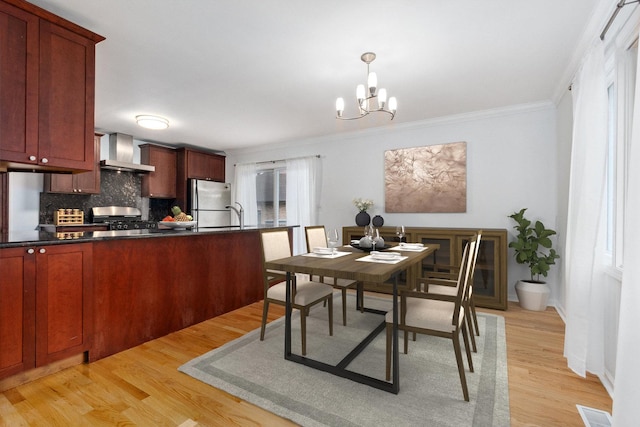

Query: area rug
[179,294,510,427]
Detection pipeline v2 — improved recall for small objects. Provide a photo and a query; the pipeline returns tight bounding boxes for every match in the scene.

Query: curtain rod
[600,0,639,40]
[234,154,320,167]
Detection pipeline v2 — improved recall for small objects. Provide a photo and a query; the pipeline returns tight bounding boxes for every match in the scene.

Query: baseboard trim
[0,353,85,392]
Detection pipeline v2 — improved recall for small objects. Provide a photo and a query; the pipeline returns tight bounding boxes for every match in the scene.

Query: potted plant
[508,208,560,311]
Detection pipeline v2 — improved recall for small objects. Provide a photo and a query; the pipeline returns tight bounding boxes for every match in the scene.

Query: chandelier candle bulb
[336,98,345,117]
[378,88,387,109]
[389,97,397,113]
[356,84,365,102]
[368,72,377,96]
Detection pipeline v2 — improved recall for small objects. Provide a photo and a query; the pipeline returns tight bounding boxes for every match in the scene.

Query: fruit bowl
[158,221,197,229]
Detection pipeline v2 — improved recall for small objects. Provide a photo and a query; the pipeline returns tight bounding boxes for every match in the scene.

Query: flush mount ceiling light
[135,115,169,130]
[335,52,397,121]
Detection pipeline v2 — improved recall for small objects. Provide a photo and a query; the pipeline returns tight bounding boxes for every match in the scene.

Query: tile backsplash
[39,170,173,224]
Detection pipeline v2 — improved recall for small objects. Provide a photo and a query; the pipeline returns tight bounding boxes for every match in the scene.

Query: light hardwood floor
[0,298,612,426]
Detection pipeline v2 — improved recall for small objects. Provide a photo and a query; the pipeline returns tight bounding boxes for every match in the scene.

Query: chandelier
[335,52,397,120]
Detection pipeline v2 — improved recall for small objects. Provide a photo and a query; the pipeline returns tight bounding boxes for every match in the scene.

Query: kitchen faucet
[226,202,244,229]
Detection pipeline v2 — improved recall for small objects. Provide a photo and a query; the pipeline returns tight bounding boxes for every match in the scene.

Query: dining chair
[420,231,483,348]
[259,229,334,356]
[385,237,477,401]
[304,225,360,325]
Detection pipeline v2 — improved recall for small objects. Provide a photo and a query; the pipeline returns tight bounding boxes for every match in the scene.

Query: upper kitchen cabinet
[0,0,104,173]
[140,144,177,198]
[175,147,226,208]
[44,133,102,194]
[178,148,225,181]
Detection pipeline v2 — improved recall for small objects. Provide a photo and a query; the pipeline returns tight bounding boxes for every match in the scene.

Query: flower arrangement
[353,198,374,212]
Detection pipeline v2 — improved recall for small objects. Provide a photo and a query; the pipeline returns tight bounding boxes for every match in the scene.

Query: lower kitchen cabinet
[0,247,35,379]
[0,243,93,379]
[91,230,263,360]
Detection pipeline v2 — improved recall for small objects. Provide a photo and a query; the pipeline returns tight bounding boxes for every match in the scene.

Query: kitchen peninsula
[0,226,292,386]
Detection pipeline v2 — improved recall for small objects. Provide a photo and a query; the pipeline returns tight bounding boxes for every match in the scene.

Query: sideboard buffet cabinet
[342,226,508,310]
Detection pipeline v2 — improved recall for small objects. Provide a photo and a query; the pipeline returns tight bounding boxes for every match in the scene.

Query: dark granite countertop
[0,225,292,249]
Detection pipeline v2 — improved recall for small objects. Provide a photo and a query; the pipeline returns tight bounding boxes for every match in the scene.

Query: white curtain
[233,162,258,227]
[286,156,321,255]
[612,42,640,426]
[563,41,608,377]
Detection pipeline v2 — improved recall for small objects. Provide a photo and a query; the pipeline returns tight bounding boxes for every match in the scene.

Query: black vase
[355,211,371,226]
[372,215,384,227]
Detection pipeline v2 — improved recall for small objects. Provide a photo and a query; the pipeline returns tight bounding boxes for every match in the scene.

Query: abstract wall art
[384,141,467,213]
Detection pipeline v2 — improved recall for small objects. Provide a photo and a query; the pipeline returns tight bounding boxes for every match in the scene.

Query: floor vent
[577,404,612,427]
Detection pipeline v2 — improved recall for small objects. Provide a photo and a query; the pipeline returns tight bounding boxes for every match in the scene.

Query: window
[256,166,286,227]
[605,38,637,270]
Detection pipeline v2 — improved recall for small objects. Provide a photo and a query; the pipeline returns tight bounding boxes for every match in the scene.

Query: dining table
[264,242,439,394]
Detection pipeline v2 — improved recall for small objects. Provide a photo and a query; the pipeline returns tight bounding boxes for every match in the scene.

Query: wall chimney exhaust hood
[100,133,155,173]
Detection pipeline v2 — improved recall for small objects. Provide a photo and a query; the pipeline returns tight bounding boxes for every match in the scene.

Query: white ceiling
[28,0,602,152]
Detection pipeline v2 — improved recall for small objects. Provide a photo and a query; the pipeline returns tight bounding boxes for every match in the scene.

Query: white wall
[226,102,560,304]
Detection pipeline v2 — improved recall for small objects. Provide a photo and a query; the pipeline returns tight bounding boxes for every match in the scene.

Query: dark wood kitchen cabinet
[175,147,226,208]
[0,243,93,379]
[182,149,225,181]
[44,133,102,194]
[0,0,104,173]
[140,144,177,198]
[0,247,36,379]
[91,230,263,360]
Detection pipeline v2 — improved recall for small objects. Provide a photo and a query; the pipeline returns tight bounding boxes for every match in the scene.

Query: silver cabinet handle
[27,248,35,254]
[39,248,46,254]
[29,155,36,161]
[41,158,48,163]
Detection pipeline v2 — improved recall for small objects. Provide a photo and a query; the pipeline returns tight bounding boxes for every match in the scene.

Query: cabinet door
[187,150,225,181]
[38,21,95,171]
[457,234,507,310]
[35,243,93,366]
[71,134,101,193]
[141,145,177,198]
[0,247,36,379]
[44,134,101,194]
[0,2,39,165]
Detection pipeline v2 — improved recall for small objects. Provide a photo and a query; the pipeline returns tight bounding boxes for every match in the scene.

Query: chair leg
[404,330,409,354]
[300,308,307,356]
[260,300,269,341]
[452,332,470,402]
[466,305,477,352]
[470,298,480,336]
[385,323,392,381]
[461,323,474,372]
[341,288,348,326]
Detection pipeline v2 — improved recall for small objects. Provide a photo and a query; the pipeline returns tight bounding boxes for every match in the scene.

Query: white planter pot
[515,280,550,311]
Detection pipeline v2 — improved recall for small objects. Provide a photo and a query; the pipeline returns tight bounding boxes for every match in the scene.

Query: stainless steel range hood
[100,133,155,173]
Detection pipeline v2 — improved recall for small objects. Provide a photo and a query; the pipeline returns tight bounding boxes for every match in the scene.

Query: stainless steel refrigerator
[188,180,232,228]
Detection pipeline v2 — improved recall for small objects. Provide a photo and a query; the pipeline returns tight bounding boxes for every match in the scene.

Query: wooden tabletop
[264,244,439,283]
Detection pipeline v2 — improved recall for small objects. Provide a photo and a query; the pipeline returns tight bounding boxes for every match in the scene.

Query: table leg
[285,271,292,357]
[392,274,400,393]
